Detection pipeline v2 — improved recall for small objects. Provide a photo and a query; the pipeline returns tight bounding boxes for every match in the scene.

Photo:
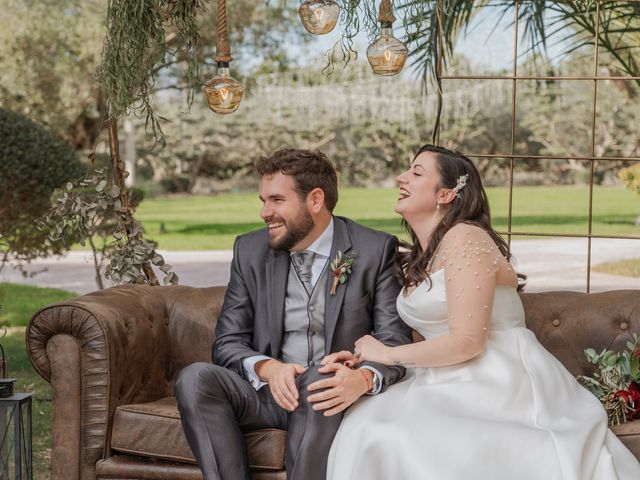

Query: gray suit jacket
[212,216,413,392]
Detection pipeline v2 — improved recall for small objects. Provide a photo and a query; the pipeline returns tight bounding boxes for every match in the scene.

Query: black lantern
[0,332,33,478]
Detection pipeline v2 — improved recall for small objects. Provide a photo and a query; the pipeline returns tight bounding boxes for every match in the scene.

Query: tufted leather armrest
[26,285,190,480]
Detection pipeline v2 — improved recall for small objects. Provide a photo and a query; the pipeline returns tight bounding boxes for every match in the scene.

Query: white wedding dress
[327,224,640,480]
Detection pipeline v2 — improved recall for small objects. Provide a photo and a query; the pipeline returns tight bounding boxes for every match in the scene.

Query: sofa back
[520,290,639,376]
[164,286,226,387]
[165,287,640,385]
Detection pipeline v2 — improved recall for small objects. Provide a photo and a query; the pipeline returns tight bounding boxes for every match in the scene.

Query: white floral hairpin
[452,174,469,197]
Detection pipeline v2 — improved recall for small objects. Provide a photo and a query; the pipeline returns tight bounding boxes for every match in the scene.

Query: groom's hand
[307,363,372,416]
[256,359,307,412]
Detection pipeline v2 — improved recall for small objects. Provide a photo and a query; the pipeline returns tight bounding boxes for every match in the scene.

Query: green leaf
[121,273,135,283]
[631,354,640,377]
[605,354,619,367]
[163,272,178,285]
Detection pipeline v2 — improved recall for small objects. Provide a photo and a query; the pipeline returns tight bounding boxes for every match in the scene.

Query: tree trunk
[88,236,105,290]
[107,116,159,286]
[123,117,136,188]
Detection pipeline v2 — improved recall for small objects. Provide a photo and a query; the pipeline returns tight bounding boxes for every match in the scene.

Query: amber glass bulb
[366,27,408,76]
[299,0,340,35]
[203,67,244,115]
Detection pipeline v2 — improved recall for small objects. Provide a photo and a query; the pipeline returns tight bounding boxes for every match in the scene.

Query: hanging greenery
[96,0,640,142]
[331,1,639,87]
[89,0,206,287]
[96,0,205,144]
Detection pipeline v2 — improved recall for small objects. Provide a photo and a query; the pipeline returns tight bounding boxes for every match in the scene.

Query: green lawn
[0,283,77,327]
[0,283,77,479]
[124,186,640,250]
[593,258,640,278]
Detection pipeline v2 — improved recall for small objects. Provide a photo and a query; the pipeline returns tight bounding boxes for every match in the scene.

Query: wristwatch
[369,370,382,394]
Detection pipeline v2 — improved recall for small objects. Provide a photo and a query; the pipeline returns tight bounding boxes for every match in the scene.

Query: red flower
[629,382,640,400]
[615,382,640,420]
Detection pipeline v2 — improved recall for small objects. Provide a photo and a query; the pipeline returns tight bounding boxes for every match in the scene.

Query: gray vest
[280,259,328,367]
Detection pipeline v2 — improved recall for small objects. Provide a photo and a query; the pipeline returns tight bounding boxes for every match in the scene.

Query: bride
[325,144,640,479]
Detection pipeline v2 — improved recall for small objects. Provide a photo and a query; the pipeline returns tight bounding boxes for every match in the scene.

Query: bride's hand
[320,350,354,366]
[348,335,392,366]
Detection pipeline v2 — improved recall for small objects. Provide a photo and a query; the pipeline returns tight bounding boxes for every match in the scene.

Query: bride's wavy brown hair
[396,144,511,290]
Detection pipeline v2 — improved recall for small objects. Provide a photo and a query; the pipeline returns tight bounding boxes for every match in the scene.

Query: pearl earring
[436,203,441,210]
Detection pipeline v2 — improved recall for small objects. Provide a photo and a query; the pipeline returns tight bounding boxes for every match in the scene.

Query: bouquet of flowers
[578,333,640,426]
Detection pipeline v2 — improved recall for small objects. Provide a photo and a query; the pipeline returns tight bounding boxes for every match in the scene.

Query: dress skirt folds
[327,272,640,480]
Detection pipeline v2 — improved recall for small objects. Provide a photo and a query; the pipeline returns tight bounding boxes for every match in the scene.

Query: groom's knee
[296,365,333,407]
[175,362,229,409]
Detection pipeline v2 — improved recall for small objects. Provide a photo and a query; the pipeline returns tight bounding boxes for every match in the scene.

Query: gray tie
[292,251,315,293]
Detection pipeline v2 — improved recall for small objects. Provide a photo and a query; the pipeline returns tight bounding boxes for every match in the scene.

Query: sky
[294,5,571,78]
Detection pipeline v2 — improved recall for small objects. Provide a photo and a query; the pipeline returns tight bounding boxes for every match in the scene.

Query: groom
[175,148,412,480]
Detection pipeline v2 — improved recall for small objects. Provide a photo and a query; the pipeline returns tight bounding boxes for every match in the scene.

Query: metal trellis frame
[433,0,640,292]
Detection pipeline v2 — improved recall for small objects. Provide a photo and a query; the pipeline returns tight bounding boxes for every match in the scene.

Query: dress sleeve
[412,223,504,367]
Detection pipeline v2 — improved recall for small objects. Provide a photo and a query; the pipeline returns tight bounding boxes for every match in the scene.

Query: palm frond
[334,1,639,88]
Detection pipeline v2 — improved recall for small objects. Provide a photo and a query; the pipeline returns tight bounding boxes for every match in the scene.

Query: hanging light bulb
[299,0,340,35]
[204,64,244,115]
[367,0,408,76]
[204,0,244,114]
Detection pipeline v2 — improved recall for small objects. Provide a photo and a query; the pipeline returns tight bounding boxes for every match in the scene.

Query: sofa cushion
[110,397,286,470]
[96,454,286,480]
[97,454,204,480]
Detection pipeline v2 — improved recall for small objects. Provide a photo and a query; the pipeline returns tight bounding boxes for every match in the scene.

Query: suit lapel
[324,217,352,353]
[266,249,289,357]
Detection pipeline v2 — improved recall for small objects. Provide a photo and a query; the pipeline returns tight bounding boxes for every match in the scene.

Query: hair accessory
[452,174,469,197]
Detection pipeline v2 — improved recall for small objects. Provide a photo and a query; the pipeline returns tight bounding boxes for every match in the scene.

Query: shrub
[619,164,640,195]
[0,108,84,264]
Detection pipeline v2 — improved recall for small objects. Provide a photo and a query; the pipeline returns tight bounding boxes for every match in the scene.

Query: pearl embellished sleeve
[388,223,509,368]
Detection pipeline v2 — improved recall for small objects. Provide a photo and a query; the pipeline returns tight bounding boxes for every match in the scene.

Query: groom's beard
[266,208,315,252]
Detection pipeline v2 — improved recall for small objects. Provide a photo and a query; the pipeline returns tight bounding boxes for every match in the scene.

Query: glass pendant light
[366,0,408,76]
[299,0,341,35]
[204,0,244,114]
[203,64,244,115]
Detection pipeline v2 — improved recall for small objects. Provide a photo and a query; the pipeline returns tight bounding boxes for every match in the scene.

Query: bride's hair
[396,144,511,289]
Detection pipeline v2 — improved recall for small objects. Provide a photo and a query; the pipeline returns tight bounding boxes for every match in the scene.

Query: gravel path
[1,238,639,295]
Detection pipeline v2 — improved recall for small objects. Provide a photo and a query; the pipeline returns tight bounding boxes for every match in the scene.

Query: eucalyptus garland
[39,169,179,289]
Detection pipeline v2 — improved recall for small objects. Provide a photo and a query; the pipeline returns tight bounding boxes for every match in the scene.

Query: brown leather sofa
[27,285,640,480]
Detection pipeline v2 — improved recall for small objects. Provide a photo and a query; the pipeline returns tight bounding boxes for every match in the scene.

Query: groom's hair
[256,148,339,212]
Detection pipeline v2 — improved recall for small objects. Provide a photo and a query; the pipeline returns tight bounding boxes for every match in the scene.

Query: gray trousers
[175,362,343,480]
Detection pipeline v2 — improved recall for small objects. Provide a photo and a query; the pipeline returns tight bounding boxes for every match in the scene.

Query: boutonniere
[330,250,357,295]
